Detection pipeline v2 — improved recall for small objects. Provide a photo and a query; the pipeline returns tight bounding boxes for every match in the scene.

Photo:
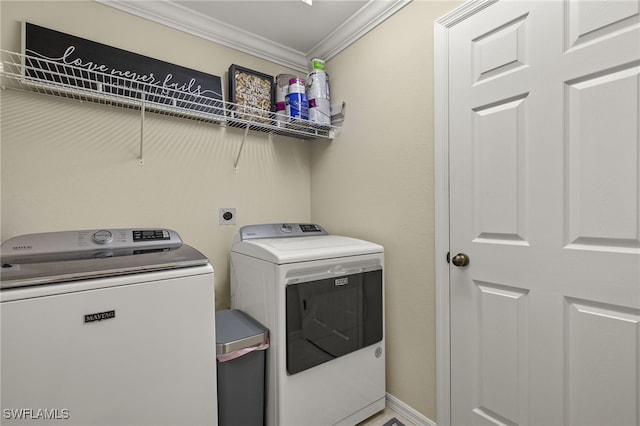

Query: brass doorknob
[451,253,470,267]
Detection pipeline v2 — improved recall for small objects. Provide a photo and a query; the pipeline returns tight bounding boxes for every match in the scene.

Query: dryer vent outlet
[218,208,236,225]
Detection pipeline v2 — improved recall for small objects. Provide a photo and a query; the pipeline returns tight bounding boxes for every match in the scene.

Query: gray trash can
[215,309,269,426]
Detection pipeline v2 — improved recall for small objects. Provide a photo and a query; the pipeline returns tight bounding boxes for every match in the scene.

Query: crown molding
[94,0,308,71]
[308,0,411,62]
[94,0,411,73]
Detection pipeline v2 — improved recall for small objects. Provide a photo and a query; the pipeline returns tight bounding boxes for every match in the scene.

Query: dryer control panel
[239,223,328,240]
[1,228,182,263]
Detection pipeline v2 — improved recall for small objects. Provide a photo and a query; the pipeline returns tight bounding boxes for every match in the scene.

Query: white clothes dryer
[0,228,217,426]
[230,223,385,426]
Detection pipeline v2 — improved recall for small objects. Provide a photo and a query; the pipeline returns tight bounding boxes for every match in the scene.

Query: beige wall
[1,0,462,422]
[311,0,461,420]
[0,0,311,309]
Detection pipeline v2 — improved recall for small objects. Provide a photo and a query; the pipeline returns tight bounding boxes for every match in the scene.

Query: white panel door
[448,1,640,424]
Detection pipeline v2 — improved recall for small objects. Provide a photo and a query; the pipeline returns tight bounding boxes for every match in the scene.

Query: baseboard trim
[385,393,437,426]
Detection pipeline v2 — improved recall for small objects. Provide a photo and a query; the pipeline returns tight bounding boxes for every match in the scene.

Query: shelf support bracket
[233,124,250,172]
[139,94,145,166]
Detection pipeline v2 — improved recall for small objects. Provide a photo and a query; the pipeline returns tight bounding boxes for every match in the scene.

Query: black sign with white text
[23,22,223,115]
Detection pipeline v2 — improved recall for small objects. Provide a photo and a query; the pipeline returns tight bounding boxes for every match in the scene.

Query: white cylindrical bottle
[275,74,295,124]
[306,71,331,125]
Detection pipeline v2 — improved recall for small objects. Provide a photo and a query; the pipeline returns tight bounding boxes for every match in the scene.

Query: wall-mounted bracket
[331,101,346,127]
[233,124,250,172]
[139,95,146,166]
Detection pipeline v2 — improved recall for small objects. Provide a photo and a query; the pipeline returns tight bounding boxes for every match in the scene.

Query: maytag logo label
[335,277,349,286]
[84,310,115,323]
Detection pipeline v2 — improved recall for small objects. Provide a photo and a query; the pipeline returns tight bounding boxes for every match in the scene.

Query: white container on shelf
[275,74,295,124]
[306,71,331,125]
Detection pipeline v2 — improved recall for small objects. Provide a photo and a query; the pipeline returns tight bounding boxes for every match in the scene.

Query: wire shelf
[0,49,336,140]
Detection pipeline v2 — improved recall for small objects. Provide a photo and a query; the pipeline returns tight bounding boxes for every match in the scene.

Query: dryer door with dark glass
[285,262,383,375]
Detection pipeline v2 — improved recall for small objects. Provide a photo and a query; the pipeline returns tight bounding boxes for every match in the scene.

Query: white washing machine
[230,223,385,426]
[0,228,217,426]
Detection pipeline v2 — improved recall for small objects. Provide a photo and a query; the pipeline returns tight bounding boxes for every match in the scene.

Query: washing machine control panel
[240,223,328,240]
[1,228,182,261]
[132,229,171,242]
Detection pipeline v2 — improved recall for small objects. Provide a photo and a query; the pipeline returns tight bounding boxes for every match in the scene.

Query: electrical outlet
[218,208,236,225]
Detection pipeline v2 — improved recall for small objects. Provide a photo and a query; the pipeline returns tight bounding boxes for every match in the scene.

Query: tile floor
[357,406,416,426]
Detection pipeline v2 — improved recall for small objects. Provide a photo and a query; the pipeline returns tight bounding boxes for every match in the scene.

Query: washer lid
[1,245,208,290]
[232,234,383,264]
